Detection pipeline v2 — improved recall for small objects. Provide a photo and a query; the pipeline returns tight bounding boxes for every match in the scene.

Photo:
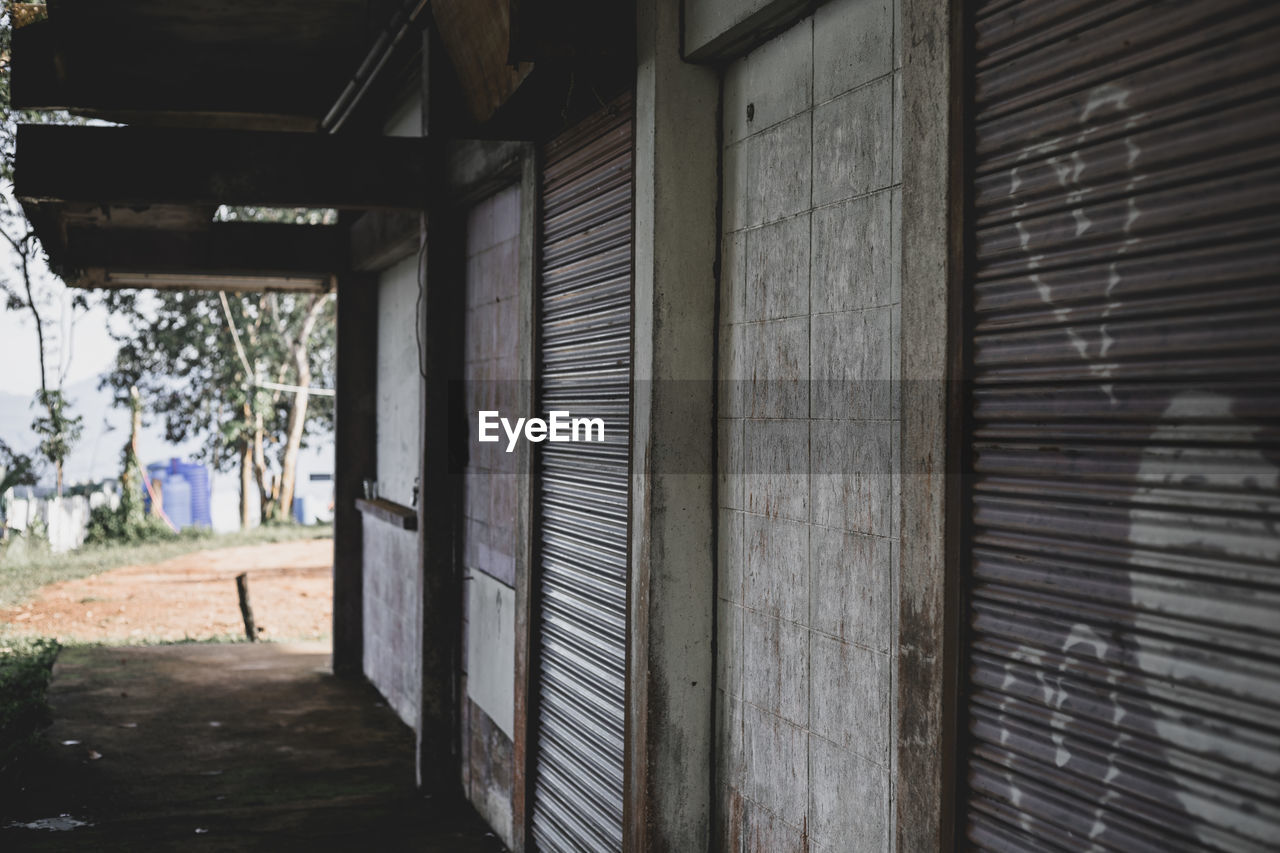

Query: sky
[0,296,119,397]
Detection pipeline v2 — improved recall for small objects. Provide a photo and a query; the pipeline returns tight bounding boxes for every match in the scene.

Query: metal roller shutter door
[531,94,634,853]
[961,1,1280,850]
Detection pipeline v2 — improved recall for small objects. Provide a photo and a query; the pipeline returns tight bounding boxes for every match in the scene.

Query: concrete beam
[683,0,820,63]
[65,222,346,277]
[628,1,720,850]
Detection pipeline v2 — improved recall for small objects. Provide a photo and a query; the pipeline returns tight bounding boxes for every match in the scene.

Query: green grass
[0,637,59,783]
[0,524,333,609]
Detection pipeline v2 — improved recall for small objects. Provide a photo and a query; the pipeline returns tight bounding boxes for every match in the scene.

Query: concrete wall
[715,0,902,849]
[459,184,522,849]
[375,253,422,507]
[359,89,426,730]
[362,521,421,728]
[362,253,422,730]
[461,185,521,588]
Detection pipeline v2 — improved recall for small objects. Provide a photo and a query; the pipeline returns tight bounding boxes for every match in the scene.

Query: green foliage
[2,12,89,497]
[101,291,334,473]
[83,502,178,547]
[0,438,40,495]
[30,388,84,487]
[0,518,49,564]
[0,637,59,781]
[216,205,339,225]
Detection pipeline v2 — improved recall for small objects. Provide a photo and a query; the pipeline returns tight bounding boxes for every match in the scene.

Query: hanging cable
[218,291,255,382]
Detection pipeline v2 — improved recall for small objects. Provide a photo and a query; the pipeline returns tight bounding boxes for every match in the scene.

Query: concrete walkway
[1,643,507,851]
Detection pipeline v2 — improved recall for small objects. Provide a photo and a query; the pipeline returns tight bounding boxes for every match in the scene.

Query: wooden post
[416,26,465,796]
[235,573,256,641]
[332,272,378,677]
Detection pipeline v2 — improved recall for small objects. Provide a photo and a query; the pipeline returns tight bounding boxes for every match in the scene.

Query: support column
[628,1,720,849]
[898,0,963,849]
[415,203,466,796]
[415,22,467,795]
[333,273,378,677]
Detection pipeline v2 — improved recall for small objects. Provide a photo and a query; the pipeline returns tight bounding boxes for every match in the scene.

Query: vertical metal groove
[531,94,634,853]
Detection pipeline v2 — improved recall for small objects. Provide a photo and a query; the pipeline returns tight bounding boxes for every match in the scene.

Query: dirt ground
[0,540,334,644]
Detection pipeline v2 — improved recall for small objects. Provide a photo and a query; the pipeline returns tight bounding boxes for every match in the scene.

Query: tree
[30,390,83,496]
[0,438,39,496]
[0,8,86,496]
[102,289,335,528]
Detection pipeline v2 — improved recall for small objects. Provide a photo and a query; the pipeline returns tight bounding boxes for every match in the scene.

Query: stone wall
[715,0,902,849]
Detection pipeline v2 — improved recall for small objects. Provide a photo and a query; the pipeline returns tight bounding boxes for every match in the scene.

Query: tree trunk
[239,438,253,530]
[276,295,327,523]
[253,414,275,521]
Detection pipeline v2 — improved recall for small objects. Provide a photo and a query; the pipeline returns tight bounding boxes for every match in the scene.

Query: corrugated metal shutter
[531,94,633,853]
[961,2,1280,851]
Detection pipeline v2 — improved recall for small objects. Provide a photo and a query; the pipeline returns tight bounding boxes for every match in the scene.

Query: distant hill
[0,375,203,486]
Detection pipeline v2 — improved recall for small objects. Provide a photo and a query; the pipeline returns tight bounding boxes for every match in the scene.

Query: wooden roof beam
[15,125,435,211]
[62,222,348,278]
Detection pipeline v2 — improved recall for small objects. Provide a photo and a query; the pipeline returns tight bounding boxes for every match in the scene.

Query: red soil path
[0,539,334,644]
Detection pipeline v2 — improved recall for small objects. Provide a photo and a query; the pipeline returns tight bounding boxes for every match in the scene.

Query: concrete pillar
[628,1,720,849]
[897,0,962,849]
[332,274,378,677]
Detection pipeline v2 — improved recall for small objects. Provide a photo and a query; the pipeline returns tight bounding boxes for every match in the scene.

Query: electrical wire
[414,233,430,379]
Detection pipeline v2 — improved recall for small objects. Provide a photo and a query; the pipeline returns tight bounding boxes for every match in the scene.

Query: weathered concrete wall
[630,0,720,848]
[361,520,421,729]
[375,254,422,507]
[362,253,423,728]
[459,184,522,849]
[358,89,426,727]
[716,0,902,849]
[462,574,516,847]
[462,185,521,588]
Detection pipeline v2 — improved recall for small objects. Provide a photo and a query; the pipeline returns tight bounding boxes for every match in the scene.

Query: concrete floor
[1,642,507,852]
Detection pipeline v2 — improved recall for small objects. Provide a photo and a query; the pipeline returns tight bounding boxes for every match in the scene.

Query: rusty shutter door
[531,94,633,853]
[961,2,1280,850]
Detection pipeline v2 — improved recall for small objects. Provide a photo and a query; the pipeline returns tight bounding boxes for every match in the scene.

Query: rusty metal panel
[531,94,633,853]
[961,1,1280,850]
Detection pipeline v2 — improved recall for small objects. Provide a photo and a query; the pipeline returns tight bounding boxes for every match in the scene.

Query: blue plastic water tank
[176,460,212,528]
[164,473,193,528]
[143,461,167,515]
[141,458,209,530]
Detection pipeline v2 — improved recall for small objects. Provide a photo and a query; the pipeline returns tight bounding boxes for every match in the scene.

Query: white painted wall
[375,253,422,508]
[465,570,515,738]
[384,92,423,138]
[361,89,426,735]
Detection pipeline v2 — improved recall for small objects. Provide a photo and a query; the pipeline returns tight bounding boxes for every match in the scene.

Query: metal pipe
[321,0,431,134]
